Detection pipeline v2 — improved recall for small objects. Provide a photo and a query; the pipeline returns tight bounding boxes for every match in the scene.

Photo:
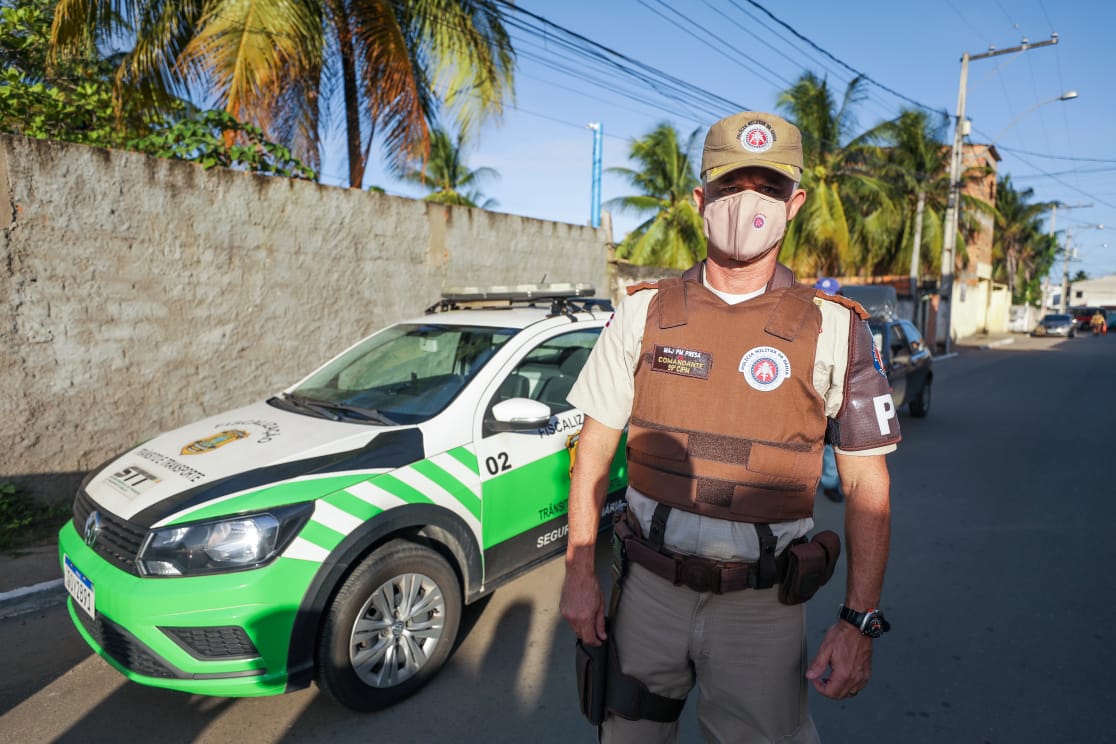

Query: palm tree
[992,176,1054,303]
[606,122,704,270]
[49,0,515,187]
[775,72,889,278]
[403,126,498,208]
[867,108,952,279]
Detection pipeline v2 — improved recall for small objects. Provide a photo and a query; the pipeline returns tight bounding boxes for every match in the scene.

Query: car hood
[84,400,424,523]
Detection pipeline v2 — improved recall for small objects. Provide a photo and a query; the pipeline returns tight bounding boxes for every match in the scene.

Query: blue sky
[338,0,1116,281]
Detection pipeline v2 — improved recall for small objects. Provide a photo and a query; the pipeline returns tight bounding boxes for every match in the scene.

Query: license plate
[63,555,96,620]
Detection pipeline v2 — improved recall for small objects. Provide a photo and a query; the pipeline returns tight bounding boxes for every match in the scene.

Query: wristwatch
[839,605,891,638]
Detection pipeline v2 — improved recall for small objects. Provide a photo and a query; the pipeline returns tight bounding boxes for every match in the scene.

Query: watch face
[865,615,884,638]
[863,611,889,638]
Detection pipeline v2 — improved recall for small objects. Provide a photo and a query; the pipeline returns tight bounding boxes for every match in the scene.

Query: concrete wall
[1,135,609,502]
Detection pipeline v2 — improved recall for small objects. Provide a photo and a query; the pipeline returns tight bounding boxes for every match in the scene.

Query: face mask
[703,189,788,263]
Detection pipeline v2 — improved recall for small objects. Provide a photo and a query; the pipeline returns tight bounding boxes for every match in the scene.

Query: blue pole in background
[588,122,602,228]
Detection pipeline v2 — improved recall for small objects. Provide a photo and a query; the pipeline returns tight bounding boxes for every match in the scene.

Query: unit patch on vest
[651,345,712,379]
[738,346,791,391]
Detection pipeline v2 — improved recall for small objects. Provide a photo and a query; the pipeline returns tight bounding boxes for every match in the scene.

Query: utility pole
[1060,226,1076,314]
[940,34,1059,354]
[910,189,927,332]
[588,123,602,229]
[1045,203,1090,312]
[1059,221,1104,313]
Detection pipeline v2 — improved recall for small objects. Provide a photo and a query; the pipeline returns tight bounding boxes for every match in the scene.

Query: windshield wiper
[281,393,343,421]
[283,394,397,425]
[328,404,398,426]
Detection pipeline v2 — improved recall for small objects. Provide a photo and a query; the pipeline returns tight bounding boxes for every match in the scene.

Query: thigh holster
[575,625,687,725]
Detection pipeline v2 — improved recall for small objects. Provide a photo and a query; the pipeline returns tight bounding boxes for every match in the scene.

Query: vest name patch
[651,345,712,379]
[739,346,792,391]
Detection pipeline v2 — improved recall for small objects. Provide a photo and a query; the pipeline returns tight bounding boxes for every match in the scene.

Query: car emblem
[84,511,102,548]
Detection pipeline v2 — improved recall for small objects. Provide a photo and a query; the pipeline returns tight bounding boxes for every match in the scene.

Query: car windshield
[283,323,517,425]
[1042,314,1072,323]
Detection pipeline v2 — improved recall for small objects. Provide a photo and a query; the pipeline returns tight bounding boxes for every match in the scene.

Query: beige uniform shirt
[568,277,896,561]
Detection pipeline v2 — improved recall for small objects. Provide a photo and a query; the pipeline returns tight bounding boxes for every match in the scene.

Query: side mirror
[488,398,553,432]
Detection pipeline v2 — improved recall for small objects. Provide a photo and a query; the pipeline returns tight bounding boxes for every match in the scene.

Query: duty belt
[614,512,788,594]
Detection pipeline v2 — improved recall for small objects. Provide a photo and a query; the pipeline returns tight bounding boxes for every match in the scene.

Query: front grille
[161,626,260,660]
[75,607,183,679]
[74,489,148,575]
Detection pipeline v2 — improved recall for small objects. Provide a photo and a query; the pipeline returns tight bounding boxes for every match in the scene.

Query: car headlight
[138,503,314,577]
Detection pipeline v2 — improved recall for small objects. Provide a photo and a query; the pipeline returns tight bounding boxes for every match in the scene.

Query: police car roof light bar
[441,283,596,302]
[426,283,610,315]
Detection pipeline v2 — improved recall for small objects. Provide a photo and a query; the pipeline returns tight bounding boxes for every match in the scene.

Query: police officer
[560,111,901,743]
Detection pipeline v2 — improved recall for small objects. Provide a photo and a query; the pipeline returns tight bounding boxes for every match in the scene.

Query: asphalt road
[1,332,1112,743]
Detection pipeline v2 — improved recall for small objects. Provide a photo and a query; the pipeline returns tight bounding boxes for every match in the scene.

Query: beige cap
[701,111,804,183]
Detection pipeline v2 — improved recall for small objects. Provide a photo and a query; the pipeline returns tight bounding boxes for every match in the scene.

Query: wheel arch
[284,503,482,691]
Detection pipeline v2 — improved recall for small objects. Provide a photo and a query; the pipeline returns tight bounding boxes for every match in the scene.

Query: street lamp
[990,90,1078,144]
[939,34,1060,354]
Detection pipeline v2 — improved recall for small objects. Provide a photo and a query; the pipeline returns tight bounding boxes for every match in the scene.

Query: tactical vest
[627,262,827,522]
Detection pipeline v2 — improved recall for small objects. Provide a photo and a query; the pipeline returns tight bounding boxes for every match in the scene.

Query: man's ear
[693,185,706,215]
[786,188,807,221]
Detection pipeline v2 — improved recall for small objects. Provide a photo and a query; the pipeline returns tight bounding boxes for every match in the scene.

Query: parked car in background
[1031,313,1077,338]
[868,317,933,418]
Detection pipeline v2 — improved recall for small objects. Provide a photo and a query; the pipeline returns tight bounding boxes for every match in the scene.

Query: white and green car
[58,285,626,711]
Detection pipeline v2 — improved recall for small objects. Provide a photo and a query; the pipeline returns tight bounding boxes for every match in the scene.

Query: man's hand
[805,622,872,698]
[560,565,607,645]
[560,415,623,646]
[813,451,889,700]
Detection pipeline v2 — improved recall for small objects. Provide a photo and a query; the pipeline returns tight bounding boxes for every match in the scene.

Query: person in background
[814,278,844,503]
[1090,309,1106,336]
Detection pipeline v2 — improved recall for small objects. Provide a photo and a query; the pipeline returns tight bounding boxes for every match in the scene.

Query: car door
[472,326,621,584]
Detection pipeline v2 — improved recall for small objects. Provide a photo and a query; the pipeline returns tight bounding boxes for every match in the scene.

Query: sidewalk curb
[979,337,1016,350]
[0,579,66,620]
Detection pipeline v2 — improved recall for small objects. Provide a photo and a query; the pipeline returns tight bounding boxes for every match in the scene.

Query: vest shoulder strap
[654,276,688,329]
[764,283,819,342]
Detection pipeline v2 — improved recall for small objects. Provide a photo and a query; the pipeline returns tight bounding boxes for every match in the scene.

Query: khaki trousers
[601,563,821,744]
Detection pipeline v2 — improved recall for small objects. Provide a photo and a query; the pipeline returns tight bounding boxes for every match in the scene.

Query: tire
[317,540,462,711]
[909,380,931,418]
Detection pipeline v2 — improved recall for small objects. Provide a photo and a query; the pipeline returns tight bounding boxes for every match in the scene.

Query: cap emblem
[739,121,775,153]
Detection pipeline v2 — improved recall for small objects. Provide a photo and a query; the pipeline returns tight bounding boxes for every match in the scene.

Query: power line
[738,0,937,113]
[639,0,794,90]
[718,0,900,127]
[995,146,1116,164]
[944,0,992,45]
[495,1,746,115]
[1012,166,1116,179]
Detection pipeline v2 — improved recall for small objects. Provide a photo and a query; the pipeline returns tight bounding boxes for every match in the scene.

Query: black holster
[574,627,687,726]
[574,516,686,726]
[574,636,609,725]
